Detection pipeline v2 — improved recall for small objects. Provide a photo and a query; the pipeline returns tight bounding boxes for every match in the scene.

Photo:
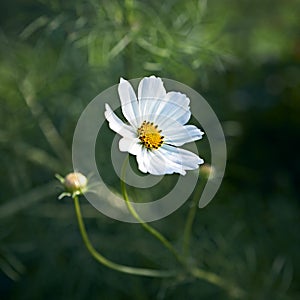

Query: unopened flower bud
[200,164,215,180]
[64,172,88,193]
[55,172,88,199]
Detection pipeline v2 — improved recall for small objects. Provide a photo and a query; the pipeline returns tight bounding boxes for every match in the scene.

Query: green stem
[116,158,244,296]
[120,178,244,296]
[121,157,185,266]
[182,178,204,258]
[121,179,184,265]
[191,267,245,298]
[73,195,176,278]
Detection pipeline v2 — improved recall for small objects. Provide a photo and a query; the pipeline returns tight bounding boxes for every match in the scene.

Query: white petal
[164,125,204,146]
[146,148,189,175]
[133,148,168,175]
[134,142,203,175]
[104,104,136,138]
[142,150,167,175]
[136,147,148,173]
[138,76,167,120]
[135,146,170,175]
[118,78,140,128]
[159,144,204,174]
[119,137,141,155]
[134,147,182,175]
[154,92,191,126]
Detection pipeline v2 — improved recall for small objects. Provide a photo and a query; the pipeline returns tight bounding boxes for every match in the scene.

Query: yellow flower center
[138,121,164,150]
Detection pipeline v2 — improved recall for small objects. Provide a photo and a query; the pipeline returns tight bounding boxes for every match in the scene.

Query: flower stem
[121,179,185,265]
[73,195,176,278]
[121,157,185,266]
[190,267,245,298]
[182,178,204,258]
[120,182,244,296]
[98,157,244,296]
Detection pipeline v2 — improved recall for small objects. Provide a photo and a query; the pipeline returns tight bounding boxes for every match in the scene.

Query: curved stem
[121,179,185,265]
[120,177,244,296]
[191,267,245,298]
[73,195,176,278]
[121,157,185,266]
[103,157,244,296]
[182,178,204,258]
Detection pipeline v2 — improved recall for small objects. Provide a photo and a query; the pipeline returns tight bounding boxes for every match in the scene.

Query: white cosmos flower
[104,76,204,175]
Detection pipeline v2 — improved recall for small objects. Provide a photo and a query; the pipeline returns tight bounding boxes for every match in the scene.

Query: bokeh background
[0,0,299,299]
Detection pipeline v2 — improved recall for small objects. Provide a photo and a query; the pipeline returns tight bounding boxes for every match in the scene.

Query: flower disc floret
[138,121,164,150]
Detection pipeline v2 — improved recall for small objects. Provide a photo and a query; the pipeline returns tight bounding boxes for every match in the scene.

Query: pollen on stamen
[137,121,164,150]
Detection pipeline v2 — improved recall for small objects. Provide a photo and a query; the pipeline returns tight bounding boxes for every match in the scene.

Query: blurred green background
[0,0,299,299]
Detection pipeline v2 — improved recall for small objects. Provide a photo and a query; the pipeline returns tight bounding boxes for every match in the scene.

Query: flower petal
[118,78,140,128]
[137,148,170,175]
[138,76,167,120]
[164,124,204,146]
[104,104,136,138]
[157,92,191,125]
[159,144,204,174]
[143,150,161,175]
[119,137,141,155]
[134,145,201,175]
[136,147,148,173]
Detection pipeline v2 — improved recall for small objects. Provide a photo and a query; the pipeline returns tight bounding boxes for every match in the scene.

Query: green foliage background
[0,0,299,299]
